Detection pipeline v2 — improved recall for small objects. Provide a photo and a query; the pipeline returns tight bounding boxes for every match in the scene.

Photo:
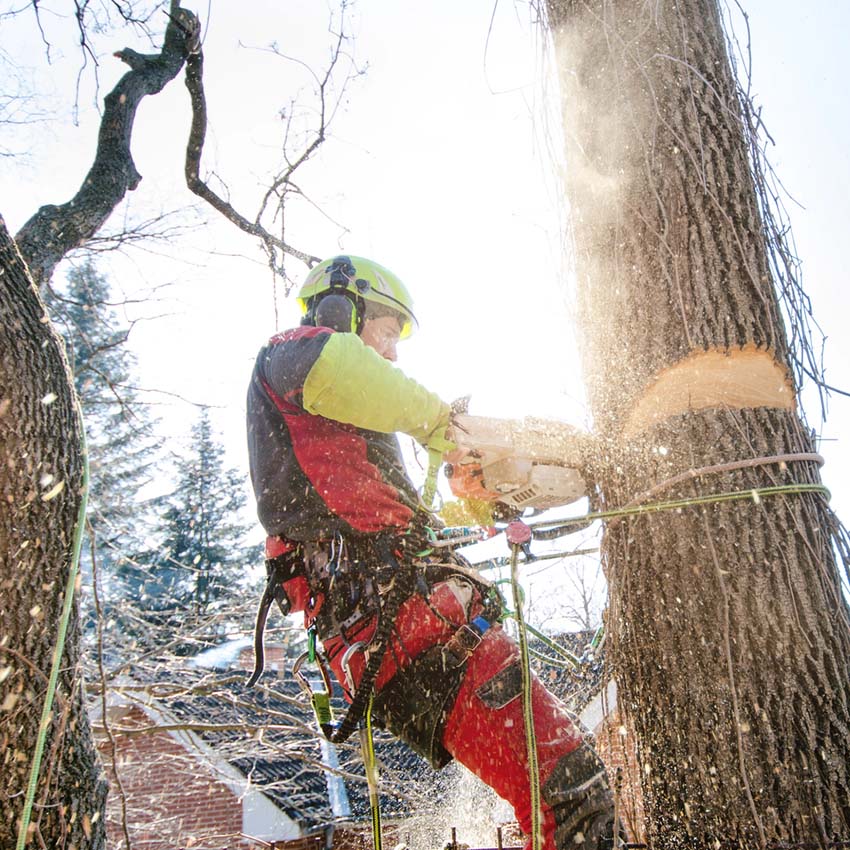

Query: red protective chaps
[443,626,585,849]
[322,578,596,850]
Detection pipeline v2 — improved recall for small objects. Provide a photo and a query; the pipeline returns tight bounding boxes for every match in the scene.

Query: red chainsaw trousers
[321,578,585,850]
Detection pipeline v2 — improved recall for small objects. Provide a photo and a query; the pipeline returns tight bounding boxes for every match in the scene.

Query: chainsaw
[445,414,592,511]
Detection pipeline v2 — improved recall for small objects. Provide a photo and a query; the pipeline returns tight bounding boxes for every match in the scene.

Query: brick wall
[97,705,246,850]
[239,644,289,676]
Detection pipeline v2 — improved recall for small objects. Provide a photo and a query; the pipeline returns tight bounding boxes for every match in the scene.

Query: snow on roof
[191,636,253,669]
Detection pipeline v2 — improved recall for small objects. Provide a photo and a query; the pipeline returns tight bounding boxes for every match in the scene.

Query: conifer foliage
[135,407,260,617]
[44,260,157,576]
[45,262,261,655]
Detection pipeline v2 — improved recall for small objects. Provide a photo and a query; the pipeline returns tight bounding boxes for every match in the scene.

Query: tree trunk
[0,217,108,848]
[0,8,199,847]
[544,1,850,846]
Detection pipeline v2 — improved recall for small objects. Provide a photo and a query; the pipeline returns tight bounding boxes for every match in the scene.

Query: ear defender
[314,293,358,333]
[314,255,367,333]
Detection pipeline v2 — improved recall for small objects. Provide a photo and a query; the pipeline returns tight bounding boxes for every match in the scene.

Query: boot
[542,742,622,849]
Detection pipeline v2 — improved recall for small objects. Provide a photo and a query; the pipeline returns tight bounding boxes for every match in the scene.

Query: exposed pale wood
[622,346,794,438]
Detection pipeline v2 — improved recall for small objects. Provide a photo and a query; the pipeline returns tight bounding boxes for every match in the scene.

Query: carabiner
[293,651,334,733]
[340,641,367,695]
[307,624,317,663]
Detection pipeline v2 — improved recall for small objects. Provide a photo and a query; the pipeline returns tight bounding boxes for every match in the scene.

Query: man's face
[360,315,402,362]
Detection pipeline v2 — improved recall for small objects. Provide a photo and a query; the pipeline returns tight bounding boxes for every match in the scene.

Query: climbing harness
[506,520,543,850]
[307,624,318,662]
[328,536,416,744]
[248,551,299,687]
[16,411,89,850]
[332,555,502,751]
[428,524,499,548]
[340,641,367,697]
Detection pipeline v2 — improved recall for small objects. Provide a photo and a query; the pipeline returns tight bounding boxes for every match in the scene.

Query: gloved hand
[444,458,500,500]
[424,422,457,458]
[450,394,471,415]
[440,497,496,528]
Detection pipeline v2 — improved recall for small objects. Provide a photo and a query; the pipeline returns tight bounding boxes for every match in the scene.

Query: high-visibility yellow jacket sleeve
[302,332,450,444]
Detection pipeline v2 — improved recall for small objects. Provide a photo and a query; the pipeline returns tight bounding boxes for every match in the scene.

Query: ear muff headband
[313,255,415,334]
[325,256,366,333]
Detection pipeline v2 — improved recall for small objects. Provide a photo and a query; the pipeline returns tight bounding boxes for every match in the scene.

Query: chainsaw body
[446,414,591,511]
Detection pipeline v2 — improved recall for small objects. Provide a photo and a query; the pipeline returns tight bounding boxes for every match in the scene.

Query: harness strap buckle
[442,623,484,668]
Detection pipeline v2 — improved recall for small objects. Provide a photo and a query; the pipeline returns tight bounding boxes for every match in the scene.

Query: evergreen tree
[44,260,158,580]
[132,407,261,621]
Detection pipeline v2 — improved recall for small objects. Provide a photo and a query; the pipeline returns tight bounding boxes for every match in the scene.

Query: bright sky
[3,1,848,621]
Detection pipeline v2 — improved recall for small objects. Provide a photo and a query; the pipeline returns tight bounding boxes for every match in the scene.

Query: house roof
[156,667,439,831]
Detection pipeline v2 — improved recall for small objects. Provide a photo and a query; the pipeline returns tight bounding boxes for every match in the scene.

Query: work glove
[450,394,471,416]
[440,497,496,528]
[424,422,457,458]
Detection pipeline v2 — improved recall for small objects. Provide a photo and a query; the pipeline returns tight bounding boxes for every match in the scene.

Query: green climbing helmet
[297,255,418,339]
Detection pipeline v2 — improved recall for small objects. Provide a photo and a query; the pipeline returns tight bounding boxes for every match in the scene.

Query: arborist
[246,255,619,850]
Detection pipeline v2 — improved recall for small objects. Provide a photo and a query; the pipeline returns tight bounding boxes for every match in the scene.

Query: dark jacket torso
[246,326,418,541]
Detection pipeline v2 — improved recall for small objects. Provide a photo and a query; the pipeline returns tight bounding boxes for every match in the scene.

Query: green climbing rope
[16,412,89,850]
[510,540,542,850]
[419,445,444,512]
[363,696,382,850]
[527,483,830,536]
[495,580,583,670]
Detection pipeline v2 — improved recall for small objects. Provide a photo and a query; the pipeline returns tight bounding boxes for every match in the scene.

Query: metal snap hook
[293,651,334,733]
[340,641,367,694]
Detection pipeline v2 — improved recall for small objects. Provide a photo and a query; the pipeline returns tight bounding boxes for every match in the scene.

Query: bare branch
[14,4,200,288]
[182,49,320,271]
[78,207,201,254]
[182,4,365,283]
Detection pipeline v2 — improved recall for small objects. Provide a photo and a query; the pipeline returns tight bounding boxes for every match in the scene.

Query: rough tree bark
[0,219,105,849]
[544,1,850,847]
[0,7,198,848]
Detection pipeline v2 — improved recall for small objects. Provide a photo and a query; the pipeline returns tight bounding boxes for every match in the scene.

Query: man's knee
[370,575,502,768]
[371,646,466,768]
